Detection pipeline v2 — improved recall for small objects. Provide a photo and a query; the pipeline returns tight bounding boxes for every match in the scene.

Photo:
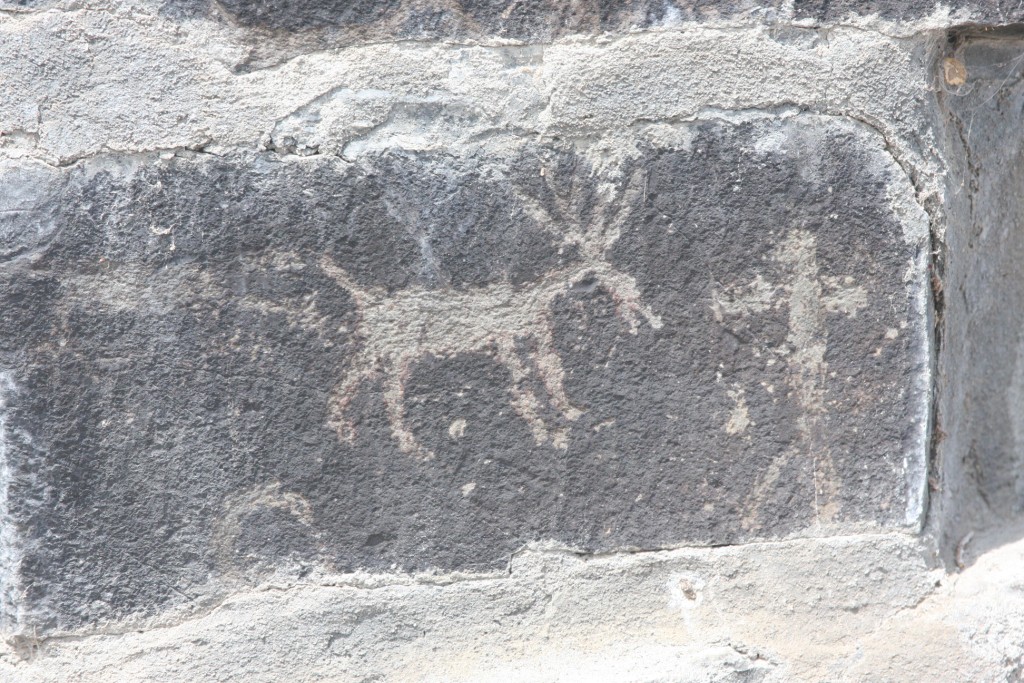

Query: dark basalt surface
[793,0,1024,23]
[3,0,1022,33]
[157,0,1022,38]
[934,31,1024,565]
[0,116,925,631]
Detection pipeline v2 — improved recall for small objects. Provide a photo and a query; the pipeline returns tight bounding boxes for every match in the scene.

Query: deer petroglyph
[323,168,663,459]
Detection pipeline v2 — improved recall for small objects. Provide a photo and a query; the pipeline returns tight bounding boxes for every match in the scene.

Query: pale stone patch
[448,418,468,439]
[724,387,751,435]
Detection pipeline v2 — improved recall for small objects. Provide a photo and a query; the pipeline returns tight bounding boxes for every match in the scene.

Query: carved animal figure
[324,165,663,458]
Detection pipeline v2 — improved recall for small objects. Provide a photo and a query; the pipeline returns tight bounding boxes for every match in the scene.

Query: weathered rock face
[7,0,1024,680]
[0,115,928,631]
[158,0,1024,37]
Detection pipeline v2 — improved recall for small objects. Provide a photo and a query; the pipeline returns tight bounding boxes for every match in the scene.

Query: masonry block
[0,114,929,632]
[163,0,1024,36]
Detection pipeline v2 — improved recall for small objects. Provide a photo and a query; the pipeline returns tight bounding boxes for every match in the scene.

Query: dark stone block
[188,0,690,36]
[793,0,1024,23]
[933,31,1024,564]
[157,0,1023,40]
[0,115,927,632]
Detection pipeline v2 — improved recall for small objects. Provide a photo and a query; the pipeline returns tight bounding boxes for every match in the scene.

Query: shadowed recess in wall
[0,115,927,632]
[934,26,1024,568]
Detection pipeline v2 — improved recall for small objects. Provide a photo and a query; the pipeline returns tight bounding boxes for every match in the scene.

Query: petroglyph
[714,230,868,525]
[212,483,316,574]
[724,386,751,436]
[323,168,663,459]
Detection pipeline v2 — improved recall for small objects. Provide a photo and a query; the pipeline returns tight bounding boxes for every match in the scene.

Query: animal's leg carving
[318,256,385,307]
[621,293,664,334]
[533,323,583,424]
[495,337,556,448]
[327,354,376,443]
[382,354,432,459]
[740,449,792,532]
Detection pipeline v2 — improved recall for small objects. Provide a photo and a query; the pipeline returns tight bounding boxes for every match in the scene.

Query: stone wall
[933,24,1024,567]
[0,1,1023,680]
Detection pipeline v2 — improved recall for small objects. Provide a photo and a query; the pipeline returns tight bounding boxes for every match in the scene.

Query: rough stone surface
[0,0,1023,680]
[1,2,1022,73]
[934,28,1024,564]
[3,532,1024,683]
[158,0,1024,39]
[0,11,935,165]
[0,114,928,632]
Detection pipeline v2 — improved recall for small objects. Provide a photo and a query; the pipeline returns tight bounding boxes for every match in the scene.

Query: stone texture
[1,533,956,683]
[0,13,932,168]
[934,29,1024,564]
[793,0,1024,23]
[160,0,1023,38]
[6,0,1024,679]
[0,114,928,632]
[5,0,1022,57]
